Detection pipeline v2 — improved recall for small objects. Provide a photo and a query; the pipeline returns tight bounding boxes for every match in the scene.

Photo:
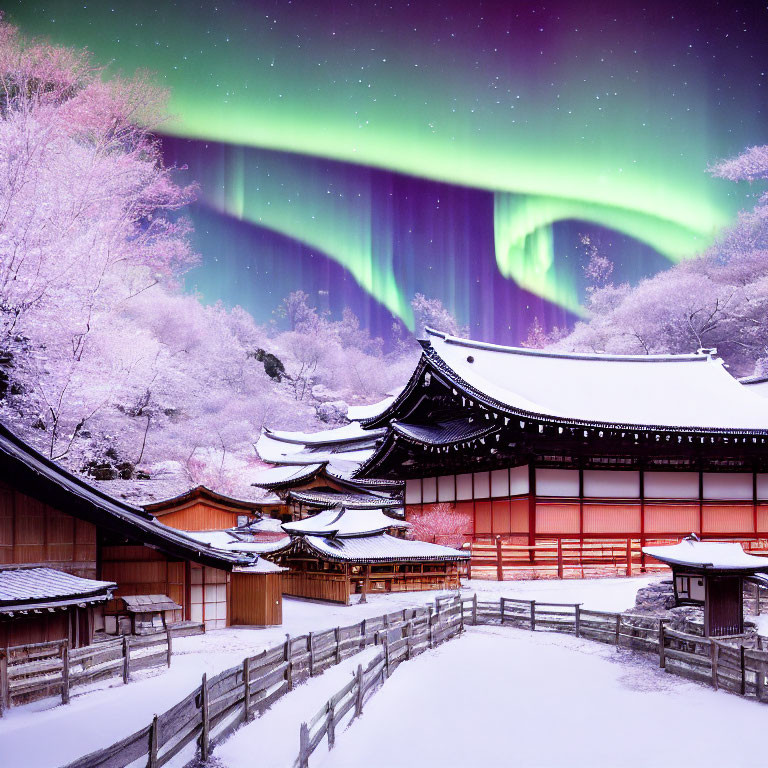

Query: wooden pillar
[699,471,704,536]
[0,650,8,717]
[754,471,759,537]
[122,636,130,683]
[557,538,563,579]
[149,714,159,768]
[528,463,536,559]
[626,538,632,577]
[61,640,70,705]
[496,536,503,581]
[639,469,646,572]
[200,672,210,762]
[243,657,251,722]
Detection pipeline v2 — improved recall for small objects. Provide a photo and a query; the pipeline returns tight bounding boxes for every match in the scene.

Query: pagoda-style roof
[0,567,116,614]
[354,329,768,478]
[347,389,402,422]
[366,329,768,433]
[251,463,326,490]
[0,422,257,571]
[643,538,768,573]
[291,533,470,564]
[282,506,408,538]
[287,488,401,511]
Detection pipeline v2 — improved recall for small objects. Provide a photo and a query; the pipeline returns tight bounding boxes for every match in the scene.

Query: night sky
[8,1,768,342]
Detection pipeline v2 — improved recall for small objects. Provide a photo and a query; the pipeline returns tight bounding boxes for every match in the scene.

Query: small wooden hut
[0,566,115,649]
[271,506,468,604]
[643,537,768,636]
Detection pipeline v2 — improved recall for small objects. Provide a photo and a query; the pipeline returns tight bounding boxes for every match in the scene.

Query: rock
[249,348,286,382]
[316,400,349,423]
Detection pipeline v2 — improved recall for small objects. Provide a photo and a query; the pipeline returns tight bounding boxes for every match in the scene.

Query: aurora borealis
[8,1,768,341]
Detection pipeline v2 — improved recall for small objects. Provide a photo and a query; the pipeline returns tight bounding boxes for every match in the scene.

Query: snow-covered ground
[215,646,379,768]
[317,625,768,768]
[0,576,661,768]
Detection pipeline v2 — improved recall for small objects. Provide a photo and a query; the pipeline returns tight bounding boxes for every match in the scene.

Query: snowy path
[317,625,768,768]
[0,577,659,767]
[215,646,379,768]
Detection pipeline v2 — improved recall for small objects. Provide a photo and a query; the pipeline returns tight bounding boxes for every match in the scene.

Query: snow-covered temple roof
[183,530,291,553]
[740,374,768,398]
[346,389,403,421]
[282,506,408,538]
[297,533,470,563]
[370,328,768,432]
[250,462,326,490]
[287,487,402,511]
[0,567,116,613]
[144,485,281,514]
[643,539,768,571]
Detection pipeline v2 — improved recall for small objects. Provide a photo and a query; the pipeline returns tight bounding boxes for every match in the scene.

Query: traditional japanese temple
[343,329,768,574]
[269,505,467,603]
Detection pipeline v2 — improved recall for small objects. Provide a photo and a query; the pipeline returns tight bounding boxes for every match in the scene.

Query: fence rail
[59,599,463,768]
[296,597,464,768]
[0,630,173,716]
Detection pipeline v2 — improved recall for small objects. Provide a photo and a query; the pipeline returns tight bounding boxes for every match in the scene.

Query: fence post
[149,713,158,768]
[360,619,367,650]
[530,600,536,631]
[122,636,130,684]
[557,538,563,579]
[711,641,719,691]
[61,640,70,705]
[355,664,364,717]
[327,701,336,750]
[384,640,391,678]
[0,650,8,717]
[285,634,293,690]
[574,605,581,638]
[200,672,210,762]
[332,626,340,665]
[472,593,478,625]
[427,606,433,648]
[299,722,309,768]
[500,597,505,625]
[308,632,315,677]
[166,626,172,667]
[496,536,503,581]
[243,657,251,722]
[615,614,621,648]
[658,621,666,669]
[757,584,762,616]
[740,645,746,696]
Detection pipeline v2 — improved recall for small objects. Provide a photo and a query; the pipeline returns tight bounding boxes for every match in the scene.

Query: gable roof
[294,533,470,563]
[282,506,409,538]
[365,328,768,433]
[144,485,279,515]
[643,538,768,572]
[0,566,116,613]
[0,422,256,571]
[286,488,402,511]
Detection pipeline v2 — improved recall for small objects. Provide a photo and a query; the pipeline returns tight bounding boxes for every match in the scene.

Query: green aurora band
[7,2,759,328]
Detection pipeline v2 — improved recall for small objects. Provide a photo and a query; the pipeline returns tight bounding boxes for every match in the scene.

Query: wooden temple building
[336,328,768,577]
[0,423,284,646]
[143,485,283,532]
[643,537,768,636]
[270,505,468,604]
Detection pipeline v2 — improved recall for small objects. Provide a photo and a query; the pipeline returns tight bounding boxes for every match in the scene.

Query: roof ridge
[424,327,710,363]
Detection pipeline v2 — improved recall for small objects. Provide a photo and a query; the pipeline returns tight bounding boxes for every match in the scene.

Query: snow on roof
[642,539,768,571]
[264,422,385,446]
[255,430,377,467]
[183,530,291,554]
[300,533,470,563]
[347,391,402,421]
[121,594,181,612]
[251,463,325,489]
[423,328,768,431]
[287,488,402,510]
[233,559,288,574]
[282,506,409,538]
[0,567,116,609]
[739,375,768,398]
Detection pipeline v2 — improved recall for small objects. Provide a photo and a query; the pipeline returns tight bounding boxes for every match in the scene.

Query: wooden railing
[296,597,464,768]
[59,599,463,768]
[0,630,172,716]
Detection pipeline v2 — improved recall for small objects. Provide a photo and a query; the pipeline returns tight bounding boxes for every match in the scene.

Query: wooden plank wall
[100,546,185,622]
[230,572,282,626]
[0,481,97,578]
[282,572,350,604]
[154,502,243,532]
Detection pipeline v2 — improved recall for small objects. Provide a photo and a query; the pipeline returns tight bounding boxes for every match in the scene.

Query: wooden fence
[296,596,464,768]
[462,594,768,702]
[60,598,463,768]
[0,630,173,717]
